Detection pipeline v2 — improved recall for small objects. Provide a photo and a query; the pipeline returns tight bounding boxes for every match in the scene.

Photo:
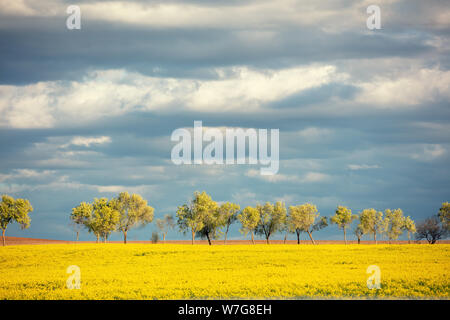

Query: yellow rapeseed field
[0,244,448,299]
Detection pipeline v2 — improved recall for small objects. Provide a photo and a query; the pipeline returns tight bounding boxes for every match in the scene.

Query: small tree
[288,203,327,244]
[114,192,154,244]
[237,206,260,244]
[177,191,216,245]
[70,202,92,241]
[219,202,240,244]
[0,195,33,246]
[151,231,159,244]
[255,201,286,244]
[354,224,364,244]
[415,216,445,244]
[359,208,384,244]
[88,198,120,243]
[384,209,405,244]
[155,214,175,243]
[196,199,221,246]
[402,216,416,244]
[331,206,356,244]
[438,202,450,234]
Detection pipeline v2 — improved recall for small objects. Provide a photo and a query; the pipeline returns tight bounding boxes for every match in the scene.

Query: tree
[255,201,286,244]
[237,206,260,244]
[359,208,384,244]
[176,191,217,245]
[354,224,364,244]
[155,214,175,243]
[438,202,450,234]
[384,209,405,244]
[195,197,220,246]
[0,195,33,246]
[87,198,120,243]
[219,202,240,244]
[415,216,445,244]
[114,192,154,244]
[331,206,356,244]
[70,202,92,241]
[402,216,416,244]
[288,203,327,244]
[151,231,159,244]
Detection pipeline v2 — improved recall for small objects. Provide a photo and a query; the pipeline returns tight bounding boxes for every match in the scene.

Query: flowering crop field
[0,244,448,299]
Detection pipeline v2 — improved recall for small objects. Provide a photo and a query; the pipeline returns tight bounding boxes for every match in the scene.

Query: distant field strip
[0,244,448,299]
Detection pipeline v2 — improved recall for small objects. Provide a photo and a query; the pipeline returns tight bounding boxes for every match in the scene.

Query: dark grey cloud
[0,14,437,84]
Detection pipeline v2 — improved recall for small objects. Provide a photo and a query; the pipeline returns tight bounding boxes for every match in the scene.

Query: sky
[0,0,449,242]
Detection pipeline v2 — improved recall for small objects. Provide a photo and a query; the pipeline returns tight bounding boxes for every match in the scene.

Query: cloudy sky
[1,0,449,241]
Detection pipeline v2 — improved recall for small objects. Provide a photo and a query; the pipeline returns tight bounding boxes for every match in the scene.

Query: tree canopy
[255,201,286,244]
[359,208,384,244]
[237,206,260,244]
[114,192,154,244]
[288,203,327,244]
[331,206,356,244]
[0,195,33,246]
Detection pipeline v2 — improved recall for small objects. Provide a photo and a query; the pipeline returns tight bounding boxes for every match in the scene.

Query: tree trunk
[163,233,166,243]
[407,232,411,244]
[357,236,361,244]
[296,230,300,244]
[224,225,229,244]
[96,234,99,243]
[307,231,315,245]
[191,231,195,245]
[251,232,255,244]
[123,231,127,244]
[283,232,287,244]
[76,231,79,241]
[2,229,5,246]
[266,234,270,244]
[343,228,347,244]
[206,232,212,246]
[374,232,377,245]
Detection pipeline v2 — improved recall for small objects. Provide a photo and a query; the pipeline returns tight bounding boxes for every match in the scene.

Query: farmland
[0,243,448,299]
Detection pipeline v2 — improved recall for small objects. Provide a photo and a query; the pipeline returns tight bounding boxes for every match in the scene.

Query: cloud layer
[0,0,449,241]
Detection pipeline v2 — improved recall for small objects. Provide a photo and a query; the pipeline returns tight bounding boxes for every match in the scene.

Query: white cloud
[355,68,450,107]
[3,0,449,33]
[0,65,341,128]
[246,169,330,183]
[0,169,56,182]
[66,136,112,147]
[0,0,39,16]
[348,164,380,170]
[0,170,155,195]
[411,144,446,161]
[297,127,333,142]
[302,172,330,182]
[95,184,152,194]
[0,0,383,31]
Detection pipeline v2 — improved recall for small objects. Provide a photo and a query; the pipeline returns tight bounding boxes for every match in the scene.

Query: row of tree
[174,192,434,245]
[70,192,154,243]
[1,193,449,245]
